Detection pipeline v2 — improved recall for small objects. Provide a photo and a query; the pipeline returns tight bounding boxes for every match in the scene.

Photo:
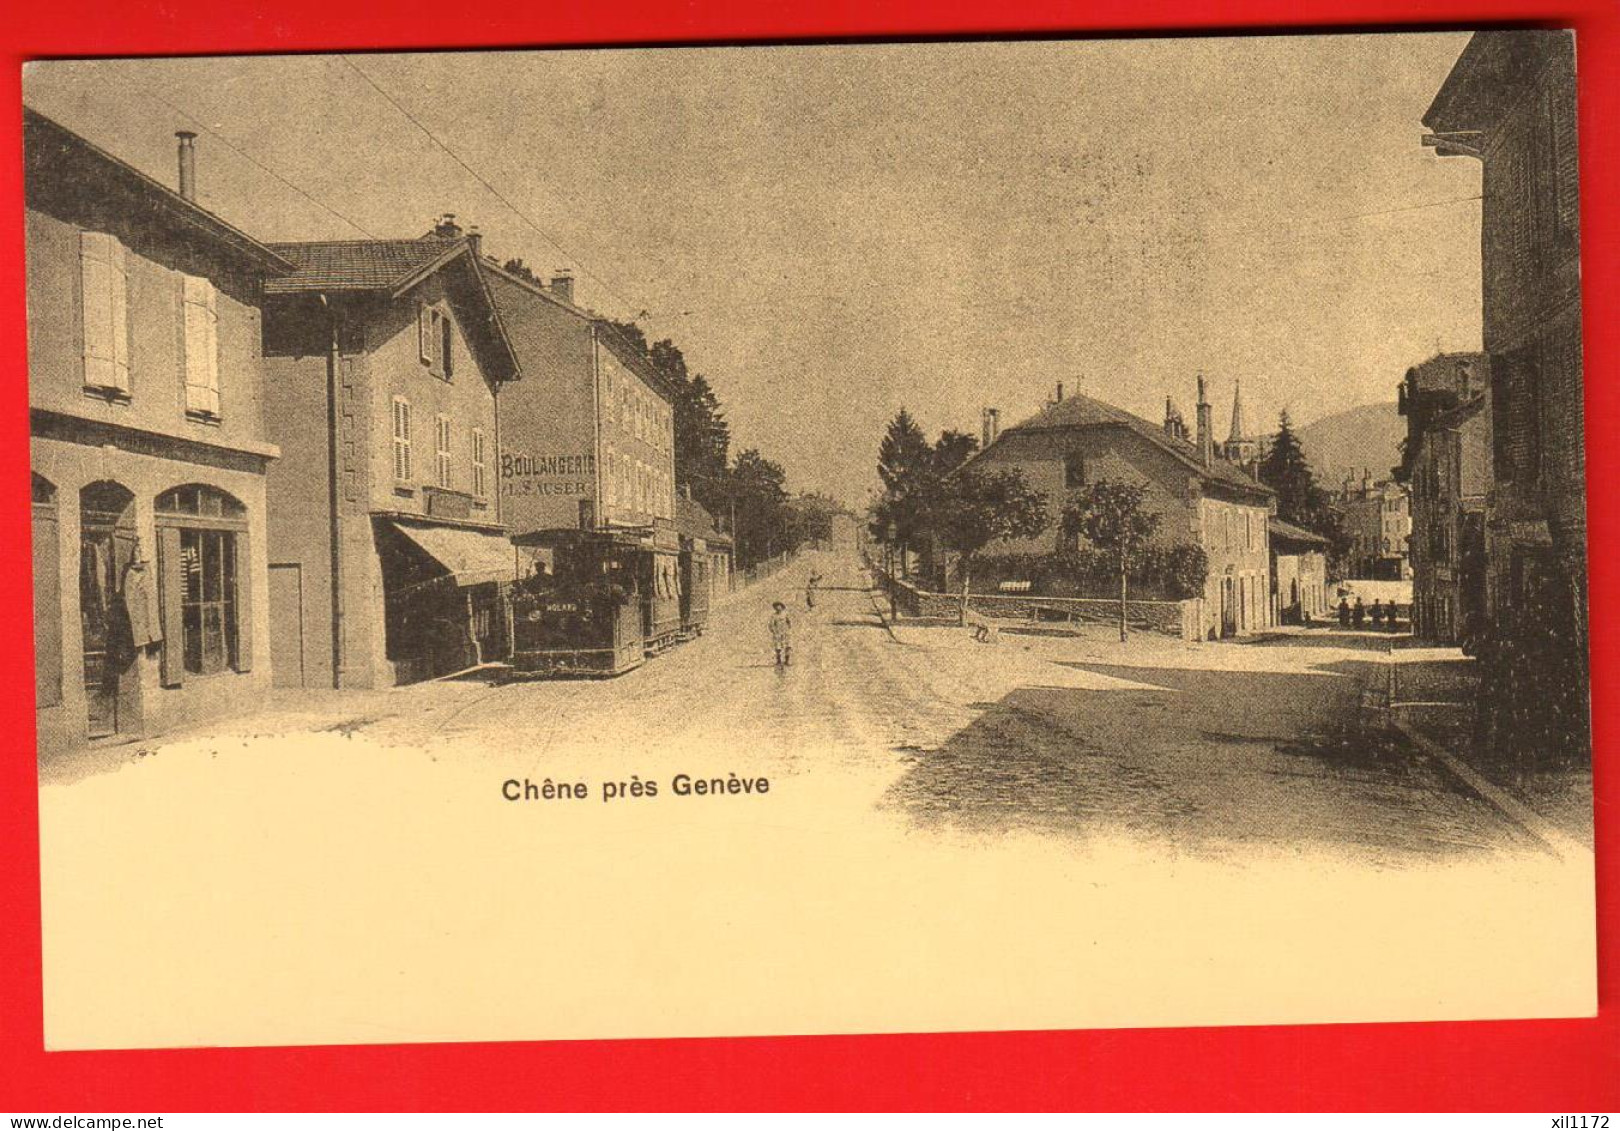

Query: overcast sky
[24,34,1481,506]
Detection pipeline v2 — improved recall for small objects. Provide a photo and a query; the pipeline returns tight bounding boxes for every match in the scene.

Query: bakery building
[483,261,685,650]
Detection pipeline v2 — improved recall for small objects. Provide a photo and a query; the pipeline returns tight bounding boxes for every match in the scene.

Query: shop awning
[390,521,519,587]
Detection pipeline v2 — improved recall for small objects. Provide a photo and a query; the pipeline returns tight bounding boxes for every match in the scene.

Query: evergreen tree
[1259,411,1352,575]
[872,409,934,572]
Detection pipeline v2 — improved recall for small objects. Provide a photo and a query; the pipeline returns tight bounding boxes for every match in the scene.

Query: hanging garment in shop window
[120,559,162,648]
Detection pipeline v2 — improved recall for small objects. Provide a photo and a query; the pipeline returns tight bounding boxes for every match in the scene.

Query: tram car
[678,543,712,639]
[506,531,644,677]
[639,549,684,655]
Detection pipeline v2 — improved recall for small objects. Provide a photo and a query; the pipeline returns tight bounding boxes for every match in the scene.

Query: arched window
[156,484,247,521]
[154,484,251,684]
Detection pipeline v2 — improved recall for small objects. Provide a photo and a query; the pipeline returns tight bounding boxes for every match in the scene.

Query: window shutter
[157,525,186,688]
[108,239,130,390]
[32,502,62,708]
[80,232,130,393]
[183,275,221,416]
[419,305,432,363]
[232,534,253,673]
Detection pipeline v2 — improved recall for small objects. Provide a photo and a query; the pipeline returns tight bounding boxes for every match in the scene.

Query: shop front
[375,517,520,682]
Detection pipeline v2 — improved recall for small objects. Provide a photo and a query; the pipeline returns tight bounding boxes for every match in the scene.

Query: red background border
[1,0,1614,1112]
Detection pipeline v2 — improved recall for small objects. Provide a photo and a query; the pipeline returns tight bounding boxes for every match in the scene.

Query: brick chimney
[430,213,463,239]
[550,270,575,305]
[175,131,197,202]
[1196,375,1214,466]
[981,407,1000,449]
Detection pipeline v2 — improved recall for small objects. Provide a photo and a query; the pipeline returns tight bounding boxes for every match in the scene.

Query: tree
[502,258,541,285]
[675,374,732,513]
[911,430,981,586]
[934,468,1049,626]
[730,448,794,570]
[1062,478,1162,641]
[930,430,979,476]
[1259,411,1352,576]
[873,409,934,574]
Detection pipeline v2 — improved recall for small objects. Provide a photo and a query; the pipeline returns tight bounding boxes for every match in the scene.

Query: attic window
[418,304,451,379]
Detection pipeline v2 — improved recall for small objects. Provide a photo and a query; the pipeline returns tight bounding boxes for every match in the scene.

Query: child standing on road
[806,573,822,611]
[769,601,794,667]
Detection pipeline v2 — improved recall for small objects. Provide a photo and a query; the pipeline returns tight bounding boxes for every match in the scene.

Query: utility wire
[638,192,1486,323]
[111,77,378,238]
[340,54,644,319]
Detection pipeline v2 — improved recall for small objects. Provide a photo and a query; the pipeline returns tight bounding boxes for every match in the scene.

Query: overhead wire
[339,54,647,321]
[109,76,378,239]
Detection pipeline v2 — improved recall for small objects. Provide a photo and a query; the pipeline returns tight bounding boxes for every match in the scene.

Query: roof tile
[1001,392,1273,497]
[264,237,460,293]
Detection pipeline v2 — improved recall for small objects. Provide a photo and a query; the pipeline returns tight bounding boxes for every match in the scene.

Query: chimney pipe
[550,270,575,305]
[466,225,482,257]
[1195,375,1214,467]
[176,131,197,202]
[981,407,1000,449]
[1056,382,1064,402]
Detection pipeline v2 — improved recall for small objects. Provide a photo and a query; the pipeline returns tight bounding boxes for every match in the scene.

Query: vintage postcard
[22,32,1594,1051]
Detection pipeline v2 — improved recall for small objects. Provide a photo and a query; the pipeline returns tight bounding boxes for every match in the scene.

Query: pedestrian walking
[1370,599,1385,630]
[1353,597,1366,628]
[806,572,822,611]
[1337,597,1351,627]
[769,601,794,667]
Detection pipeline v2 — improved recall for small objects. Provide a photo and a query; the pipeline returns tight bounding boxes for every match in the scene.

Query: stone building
[259,224,523,688]
[1338,472,1412,580]
[1397,353,1492,645]
[26,110,295,756]
[1269,518,1330,625]
[970,378,1274,638]
[1424,30,1586,764]
[1425,32,1585,655]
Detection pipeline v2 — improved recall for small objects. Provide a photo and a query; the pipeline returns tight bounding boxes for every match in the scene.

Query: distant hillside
[1293,403,1404,488]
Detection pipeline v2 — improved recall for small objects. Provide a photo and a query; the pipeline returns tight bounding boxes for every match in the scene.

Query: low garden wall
[878,569,1202,642]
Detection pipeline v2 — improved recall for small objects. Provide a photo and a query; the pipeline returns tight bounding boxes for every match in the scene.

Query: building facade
[483,262,680,571]
[1426,32,1585,650]
[1397,353,1492,645]
[1269,518,1330,625]
[259,229,522,688]
[972,379,1274,638]
[1424,30,1586,764]
[1338,472,1412,580]
[26,111,295,756]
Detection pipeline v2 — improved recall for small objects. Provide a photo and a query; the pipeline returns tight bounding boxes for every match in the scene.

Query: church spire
[1227,380,1248,443]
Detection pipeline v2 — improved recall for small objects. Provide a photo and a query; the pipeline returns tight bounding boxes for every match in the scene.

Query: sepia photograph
[20,30,1595,1052]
